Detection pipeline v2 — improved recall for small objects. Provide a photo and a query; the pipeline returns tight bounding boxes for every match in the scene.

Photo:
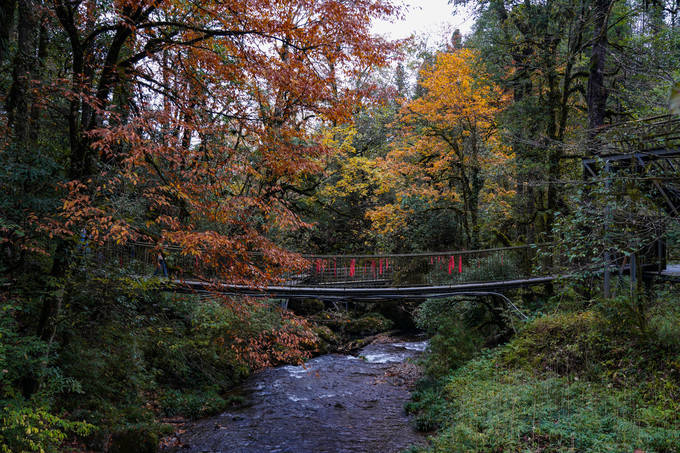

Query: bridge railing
[299,245,544,288]
[94,241,549,288]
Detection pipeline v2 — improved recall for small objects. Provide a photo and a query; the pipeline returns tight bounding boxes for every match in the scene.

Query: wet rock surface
[162,339,427,453]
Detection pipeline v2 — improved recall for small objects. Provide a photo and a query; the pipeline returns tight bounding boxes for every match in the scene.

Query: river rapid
[162,338,428,453]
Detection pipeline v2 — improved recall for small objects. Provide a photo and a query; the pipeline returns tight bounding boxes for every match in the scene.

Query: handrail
[123,241,549,260]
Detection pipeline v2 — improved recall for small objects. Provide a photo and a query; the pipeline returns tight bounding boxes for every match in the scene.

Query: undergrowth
[407,282,680,452]
[1,263,319,452]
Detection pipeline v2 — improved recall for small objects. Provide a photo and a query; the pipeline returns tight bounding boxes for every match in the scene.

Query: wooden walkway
[170,275,558,300]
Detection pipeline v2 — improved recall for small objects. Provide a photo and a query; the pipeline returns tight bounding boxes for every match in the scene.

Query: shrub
[502,310,609,377]
[0,402,93,453]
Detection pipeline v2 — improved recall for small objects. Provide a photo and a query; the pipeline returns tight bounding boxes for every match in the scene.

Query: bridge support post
[603,160,612,299]
[658,238,667,273]
[603,252,611,299]
[630,253,637,299]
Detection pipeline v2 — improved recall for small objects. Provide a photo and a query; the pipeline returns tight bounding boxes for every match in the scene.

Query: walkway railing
[300,245,539,288]
[96,241,547,288]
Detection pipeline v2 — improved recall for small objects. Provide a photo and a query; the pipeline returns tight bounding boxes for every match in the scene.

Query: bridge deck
[650,264,680,282]
[172,275,558,300]
[661,264,680,276]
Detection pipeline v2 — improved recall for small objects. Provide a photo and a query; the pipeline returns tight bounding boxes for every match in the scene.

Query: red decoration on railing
[350,259,356,277]
[379,258,383,275]
[458,255,463,273]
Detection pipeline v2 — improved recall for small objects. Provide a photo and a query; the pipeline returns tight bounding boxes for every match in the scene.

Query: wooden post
[604,160,611,298]
[630,253,637,300]
[658,238,666,272]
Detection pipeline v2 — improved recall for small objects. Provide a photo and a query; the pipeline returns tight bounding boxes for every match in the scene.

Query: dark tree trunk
[0,0,16,65]
[6,0,37,147]
[587,0,611,139]
[29,14,48,145]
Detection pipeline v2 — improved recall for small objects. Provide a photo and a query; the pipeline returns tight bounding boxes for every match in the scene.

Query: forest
[1,0,679,451]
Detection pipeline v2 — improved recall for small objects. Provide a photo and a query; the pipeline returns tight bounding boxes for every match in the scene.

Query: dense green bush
[0,298,94,453]
[0,402,93,453]
[503,310,609,376]
[414,297,511,378]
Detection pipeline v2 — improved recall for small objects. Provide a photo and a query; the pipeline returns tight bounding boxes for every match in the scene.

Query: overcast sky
[372,0,474,41]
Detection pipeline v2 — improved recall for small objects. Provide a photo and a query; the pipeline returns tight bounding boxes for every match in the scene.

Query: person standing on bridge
[154,250,168,278]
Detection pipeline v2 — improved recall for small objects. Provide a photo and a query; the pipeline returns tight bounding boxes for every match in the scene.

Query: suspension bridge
[92,116,678,303]
[97,239,671,303]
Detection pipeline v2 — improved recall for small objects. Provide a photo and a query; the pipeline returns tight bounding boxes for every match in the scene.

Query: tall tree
[370,49,512,249]
[0,0,400,391]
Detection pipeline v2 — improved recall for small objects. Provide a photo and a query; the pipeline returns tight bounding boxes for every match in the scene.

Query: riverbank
[404,286,680,452]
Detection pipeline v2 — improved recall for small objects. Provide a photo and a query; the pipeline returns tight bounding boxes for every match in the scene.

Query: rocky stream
[161,337,428,453]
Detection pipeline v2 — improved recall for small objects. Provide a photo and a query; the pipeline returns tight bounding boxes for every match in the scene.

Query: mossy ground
[406,284,680,452]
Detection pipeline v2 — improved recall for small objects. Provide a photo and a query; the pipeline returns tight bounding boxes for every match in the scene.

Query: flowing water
[163,339,428,453]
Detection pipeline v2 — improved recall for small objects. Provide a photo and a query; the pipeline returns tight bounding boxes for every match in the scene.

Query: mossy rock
[109,426,159,453]
[323,318,350,333]
[313,325,341,353]
[314,325,340,344]
[344,313,393,336]
[288,298,325,315]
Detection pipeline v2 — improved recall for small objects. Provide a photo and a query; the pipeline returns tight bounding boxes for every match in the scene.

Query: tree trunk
[0,0,16,65]
[587,0,611,138]
[6,0,37,147]
[29,14,48,145]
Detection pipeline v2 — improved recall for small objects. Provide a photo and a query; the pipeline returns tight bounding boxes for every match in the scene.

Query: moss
[502,311,609,377]
[109,426,159,453]
[312,325,341,353]
[344,312,393,336]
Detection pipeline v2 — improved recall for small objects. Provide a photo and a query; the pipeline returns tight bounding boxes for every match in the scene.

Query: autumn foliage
[368,49,513,247]
[1,0,399,287]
